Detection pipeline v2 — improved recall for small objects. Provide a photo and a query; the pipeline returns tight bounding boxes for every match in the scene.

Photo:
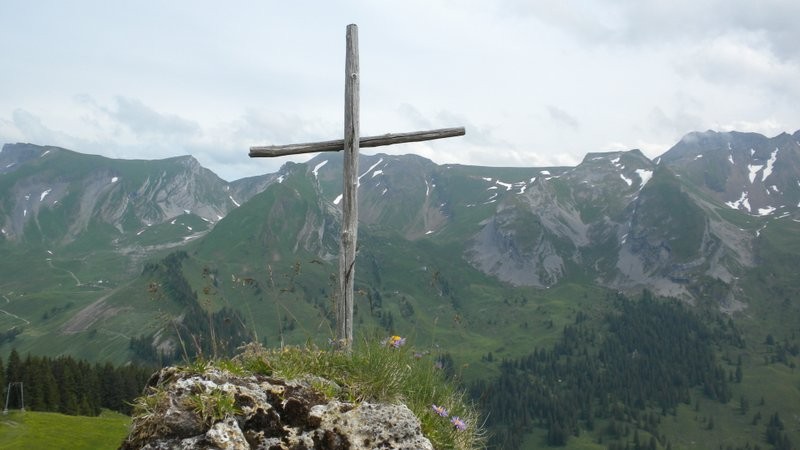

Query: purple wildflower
[431,404,449,417]
[450,416,467,430]
[385,335,406,348]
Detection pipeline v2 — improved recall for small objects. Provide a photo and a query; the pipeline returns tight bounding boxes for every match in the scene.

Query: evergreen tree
[5,349,22,383]
[471,292,734,449]
[5,349,23,409]
[0,351,152,417]
[0,356,5,406]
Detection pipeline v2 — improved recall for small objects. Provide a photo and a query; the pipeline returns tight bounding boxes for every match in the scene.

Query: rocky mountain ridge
[2,130,799,300]
[1,129,799,365]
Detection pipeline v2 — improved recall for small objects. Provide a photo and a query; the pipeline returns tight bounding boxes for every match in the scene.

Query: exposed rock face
[120,366,433,450]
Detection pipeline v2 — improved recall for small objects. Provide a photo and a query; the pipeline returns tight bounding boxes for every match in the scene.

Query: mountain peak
[580,148,649,165]
[0,143,66,173]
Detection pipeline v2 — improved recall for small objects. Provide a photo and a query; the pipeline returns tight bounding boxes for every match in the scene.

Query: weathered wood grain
[249,127,465,158]
[338,24,359,349]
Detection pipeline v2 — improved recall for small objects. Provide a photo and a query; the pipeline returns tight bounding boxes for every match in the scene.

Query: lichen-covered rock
[205,418,249,450]
[309,401,433,450]
[119,366,433,450]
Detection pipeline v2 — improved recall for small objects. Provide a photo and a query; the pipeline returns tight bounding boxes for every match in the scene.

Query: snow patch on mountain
[726,192,751,212]
[620,174,633,186]
[496,181,512,191]
[762,149,778,181]
[748,165,763,183]
[40,189,52,202]
[333,194,343,205]
[635,169,653,188]
[312,160,328,178]
[757,206,776,216]
[112,176,119,183]
[359,158,384,184]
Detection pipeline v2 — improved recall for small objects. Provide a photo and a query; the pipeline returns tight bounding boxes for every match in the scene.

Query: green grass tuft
[230,335,486,449]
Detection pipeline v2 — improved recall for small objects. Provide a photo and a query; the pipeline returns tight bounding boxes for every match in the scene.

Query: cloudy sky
[1,1,799,181]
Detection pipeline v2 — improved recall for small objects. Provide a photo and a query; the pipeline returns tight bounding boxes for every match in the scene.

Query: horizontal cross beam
[249,127,465,158]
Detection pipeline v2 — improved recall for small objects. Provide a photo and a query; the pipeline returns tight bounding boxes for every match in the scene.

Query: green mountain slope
[1,130,800,448]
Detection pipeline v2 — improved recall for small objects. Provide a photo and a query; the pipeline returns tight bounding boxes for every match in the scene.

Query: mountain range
[2,130,800,353]
[1,129,799,447]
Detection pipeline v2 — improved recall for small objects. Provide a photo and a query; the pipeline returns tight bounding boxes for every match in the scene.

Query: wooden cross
[249,24,464,350]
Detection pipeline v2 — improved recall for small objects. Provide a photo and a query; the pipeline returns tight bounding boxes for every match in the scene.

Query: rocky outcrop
[120,366,433,450]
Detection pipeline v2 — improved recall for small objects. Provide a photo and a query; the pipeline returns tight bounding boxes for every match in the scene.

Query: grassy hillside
[0,410,129,449]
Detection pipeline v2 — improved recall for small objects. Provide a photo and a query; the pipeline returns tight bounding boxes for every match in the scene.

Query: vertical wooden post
[338,24,359,350]
[248,24,464,351]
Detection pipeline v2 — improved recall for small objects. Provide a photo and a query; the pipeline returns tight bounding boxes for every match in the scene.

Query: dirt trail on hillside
[60,287,130,334]
[0,308,30,325]
[47,259,82,286]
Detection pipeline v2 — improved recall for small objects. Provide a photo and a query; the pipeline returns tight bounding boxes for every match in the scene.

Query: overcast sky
[1,1,799,181]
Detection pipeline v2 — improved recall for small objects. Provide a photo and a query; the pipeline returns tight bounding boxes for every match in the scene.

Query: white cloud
[714,119,787,137]
[647,106,704,140]
[10,109,92,151]
[0,1,798,179]
[507,0,800,62]
[547,106,580,129]
[678,34,800,99]
[104,97,200,138]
